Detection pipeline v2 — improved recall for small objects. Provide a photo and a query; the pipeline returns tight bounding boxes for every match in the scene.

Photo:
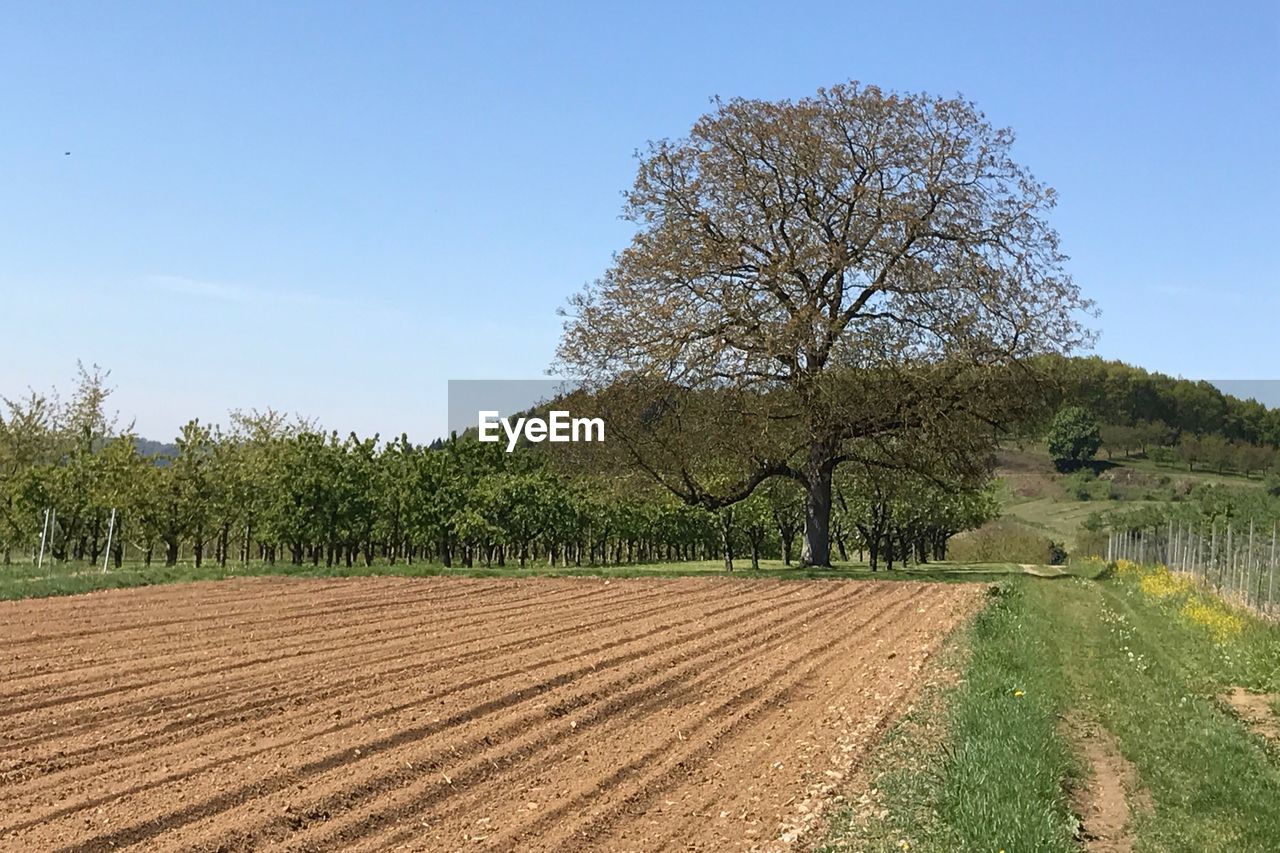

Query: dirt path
[1065,715,1150,852]
[0,576,981,851]
[1219,687,1280,743]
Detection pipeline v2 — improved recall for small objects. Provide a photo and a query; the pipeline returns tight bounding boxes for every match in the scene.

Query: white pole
[1268,523,1277,617]
[37,508,50,570]
[1211,521,1219,591]
[101,508,116,573]
[1227,523,1234,595]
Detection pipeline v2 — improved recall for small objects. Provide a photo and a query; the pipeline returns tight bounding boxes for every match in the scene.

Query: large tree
[556,82,1092,565]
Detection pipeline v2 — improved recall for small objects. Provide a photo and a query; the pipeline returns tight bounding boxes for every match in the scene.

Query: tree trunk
[800,452,834,567]
[219,524,230,568]
[720,519,734,573]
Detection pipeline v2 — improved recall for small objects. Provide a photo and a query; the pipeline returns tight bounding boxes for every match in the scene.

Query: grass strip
[820,581,1078,852]
[0,559,1029,601]
[824,571,1280,852]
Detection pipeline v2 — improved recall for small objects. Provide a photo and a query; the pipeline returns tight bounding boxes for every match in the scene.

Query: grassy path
[822,572,1280,852]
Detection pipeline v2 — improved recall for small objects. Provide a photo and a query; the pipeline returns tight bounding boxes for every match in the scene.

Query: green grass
[1003,495,1162,546]
[996,445,1265,550]
[0,557,1035,601]
[1043,576,1280,851]
[1114,454,1267,488]
[818,582,1079,853]
[820,572,1280,852]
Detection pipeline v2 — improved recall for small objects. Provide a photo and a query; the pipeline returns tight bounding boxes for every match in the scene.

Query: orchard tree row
[0,366,997,572]
[1145,434,1279,478]
[1042,404,1279,479]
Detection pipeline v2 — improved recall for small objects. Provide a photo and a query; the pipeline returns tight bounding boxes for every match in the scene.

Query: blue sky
[2,1,1276,441]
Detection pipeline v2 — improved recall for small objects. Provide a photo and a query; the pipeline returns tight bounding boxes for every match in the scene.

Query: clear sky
[2,1,1277,442]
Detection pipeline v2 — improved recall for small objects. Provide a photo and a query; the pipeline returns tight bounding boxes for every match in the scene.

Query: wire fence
[1107,521,1280,620]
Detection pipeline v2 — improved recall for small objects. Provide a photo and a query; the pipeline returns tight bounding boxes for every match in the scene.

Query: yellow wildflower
[1180,598,1245,642]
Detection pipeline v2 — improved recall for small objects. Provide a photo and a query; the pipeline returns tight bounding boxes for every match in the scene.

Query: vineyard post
[1227,523,1234,596]
[1182,525,1192,578]
[1208,527,1215,584]
[1269,524,1277,616]
[101,508,116,574]
[37,508,50,570]
[1194,525,1202,581]
[1248,520,1257,608]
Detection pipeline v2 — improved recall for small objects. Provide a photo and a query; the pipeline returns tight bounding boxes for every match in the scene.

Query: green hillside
[992,445,1266,551]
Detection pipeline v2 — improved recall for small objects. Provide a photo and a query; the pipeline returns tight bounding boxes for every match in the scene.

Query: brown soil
[1219,687,1280,742]
[1065,715,1150,853]
[0,576,981,852]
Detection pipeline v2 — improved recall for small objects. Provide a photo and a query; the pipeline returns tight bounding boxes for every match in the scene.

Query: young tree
[0,391,58,563]
[1177,433,1206,473]
[1046,406,1101,472]
[556,82,1091,565]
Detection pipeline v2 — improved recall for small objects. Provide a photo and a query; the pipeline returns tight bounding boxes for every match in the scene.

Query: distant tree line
[1048,356,1280,448]
[1102,427,1279,478]
[1037,357,1280,479]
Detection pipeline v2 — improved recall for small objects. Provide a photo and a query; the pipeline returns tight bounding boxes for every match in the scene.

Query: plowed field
[0,576,981,851]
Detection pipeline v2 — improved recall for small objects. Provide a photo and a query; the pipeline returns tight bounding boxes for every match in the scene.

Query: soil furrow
[0,576,981,853]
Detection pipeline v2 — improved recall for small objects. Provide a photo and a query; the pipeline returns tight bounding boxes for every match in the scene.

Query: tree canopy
[1046,406,1102,471]
[557,82,1092,565]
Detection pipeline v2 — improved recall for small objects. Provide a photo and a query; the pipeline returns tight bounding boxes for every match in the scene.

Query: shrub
[1265,472,1280,498]
[947,519,1058,564]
